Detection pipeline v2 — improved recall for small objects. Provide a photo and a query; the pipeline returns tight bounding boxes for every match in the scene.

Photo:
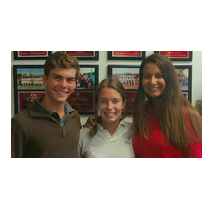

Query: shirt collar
[119,119,127,127]
[36,96,74,116]
[97,119,127,131]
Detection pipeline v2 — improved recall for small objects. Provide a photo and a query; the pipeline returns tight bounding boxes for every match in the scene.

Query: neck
[101,120,120,135]
[41,96,65,118]
[152,98,161,114]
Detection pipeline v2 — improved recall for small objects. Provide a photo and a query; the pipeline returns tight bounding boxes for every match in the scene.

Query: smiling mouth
[105,112,116,117]
[55,90,68,94]
[149,87,160,91]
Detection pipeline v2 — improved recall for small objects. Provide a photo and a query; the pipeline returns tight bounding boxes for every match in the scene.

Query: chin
[55,98,68,103]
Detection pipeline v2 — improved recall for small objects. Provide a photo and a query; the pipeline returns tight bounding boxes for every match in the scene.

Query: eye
[156,73,164,78]
[99,99,107,103]
[143,74,150,79]
[67,77,76,83]
[113,99,120,103]
[54,75,61,80]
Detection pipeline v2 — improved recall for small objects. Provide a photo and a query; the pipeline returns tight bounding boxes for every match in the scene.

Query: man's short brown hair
[44,51,80,79]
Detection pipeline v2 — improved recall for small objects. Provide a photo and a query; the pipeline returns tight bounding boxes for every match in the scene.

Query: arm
[78,128,91,158]
[78,135,83,158]
[11,120,24,158]
[82,116,97,129]
[182,142,202,158]
[182,107,202,158]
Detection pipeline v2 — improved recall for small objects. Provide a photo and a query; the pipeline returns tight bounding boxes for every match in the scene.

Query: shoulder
[80,128,92,141]
[79,128,93,147]
[120,120,133,133]
[66,110,80,127]
[121,120,132,128]
[11,110,29,124]
[69,109,80,120]
[80,127,91,137]
[11,110,30,133]
[182,141,202,158]
[65,102,80,117]
[183,105,202,122]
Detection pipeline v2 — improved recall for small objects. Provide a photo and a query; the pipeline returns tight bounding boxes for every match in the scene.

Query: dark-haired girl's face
[142,63,166,99]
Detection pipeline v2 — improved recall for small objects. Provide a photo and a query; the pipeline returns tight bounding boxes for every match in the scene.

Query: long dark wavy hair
[133,53,202,147]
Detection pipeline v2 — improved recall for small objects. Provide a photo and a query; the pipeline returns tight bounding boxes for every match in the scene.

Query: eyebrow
[99,98,120,100]
[52,74,62,77]
[143,72,163,75]
[52,74,76,79]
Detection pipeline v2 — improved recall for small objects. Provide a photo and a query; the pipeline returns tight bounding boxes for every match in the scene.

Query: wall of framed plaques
[11,51,202,124]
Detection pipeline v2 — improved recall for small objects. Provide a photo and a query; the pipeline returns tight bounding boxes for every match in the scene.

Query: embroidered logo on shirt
[123,132,132,144]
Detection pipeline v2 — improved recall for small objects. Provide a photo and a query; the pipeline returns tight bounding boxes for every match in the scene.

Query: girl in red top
[133,53,202,158]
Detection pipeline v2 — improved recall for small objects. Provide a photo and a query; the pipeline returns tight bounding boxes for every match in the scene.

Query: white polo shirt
[78,120,135,158]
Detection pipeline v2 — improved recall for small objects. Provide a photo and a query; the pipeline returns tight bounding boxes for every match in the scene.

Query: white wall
[11,51,202,125]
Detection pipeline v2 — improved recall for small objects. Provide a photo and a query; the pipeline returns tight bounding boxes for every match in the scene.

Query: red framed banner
[155,51,192,61]
[67,91,95,115]
[108,51,145,60]
[108,65,140,90]
[126,91,137,115]
[16,91,96,115]
[65,51,99,60]
[17,91,45,113]
[14,51,52,60]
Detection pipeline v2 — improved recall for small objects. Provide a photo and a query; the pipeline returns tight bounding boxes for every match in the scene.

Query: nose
[150,76,157,85]
[107,101,113,110]
[60,79,67,87]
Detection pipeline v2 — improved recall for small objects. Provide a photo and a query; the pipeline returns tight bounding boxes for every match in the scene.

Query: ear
[42,73,47,86]
[123,99,127,110]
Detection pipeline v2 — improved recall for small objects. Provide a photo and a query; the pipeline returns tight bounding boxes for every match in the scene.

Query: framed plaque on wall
[155,51,192,61]
[174,65,192,102]
[14,51,52,60]
[108,51,145,60]
[108,65,140,90]
[65,51,99,60]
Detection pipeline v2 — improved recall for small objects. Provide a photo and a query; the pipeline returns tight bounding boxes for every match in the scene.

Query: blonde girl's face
[98,87,126,127]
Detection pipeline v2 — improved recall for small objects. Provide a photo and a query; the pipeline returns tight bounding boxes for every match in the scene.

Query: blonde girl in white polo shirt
[78,78,135,158]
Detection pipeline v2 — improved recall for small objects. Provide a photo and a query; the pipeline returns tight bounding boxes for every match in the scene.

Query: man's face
[42,67,77,105]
